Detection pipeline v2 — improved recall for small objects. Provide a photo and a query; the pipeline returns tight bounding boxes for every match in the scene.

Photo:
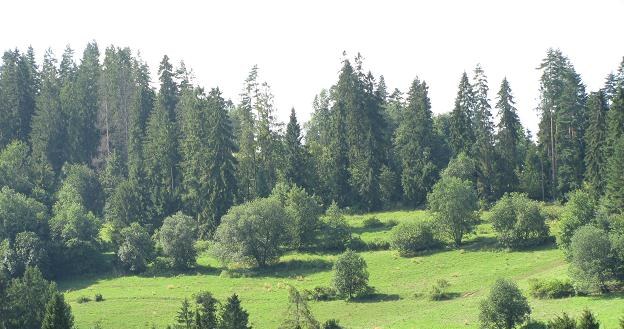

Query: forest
[0,42,623,329]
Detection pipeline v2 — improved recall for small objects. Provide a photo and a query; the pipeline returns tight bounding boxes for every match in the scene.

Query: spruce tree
[176,298,194,329]
[158,55,179,121]
[283,108,307,188]
[41,292,74,329]
[494,78,523,195]
[471,65,496,201]
[584,91,609,196]
[604,136,624,213]
[394,78,438,206]
[233,66,259,202]
[30,49,66,172]
[219,294,251,329]
[144,95,180,225]
[449,72,475,155]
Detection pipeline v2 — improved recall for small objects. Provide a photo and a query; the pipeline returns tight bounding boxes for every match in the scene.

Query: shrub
[304,286,338,301]
[345,236,367,251]
[272,184,323,249]
[490,193,549,248]
[390,221,440,256]
[366,238,390,251]
[76,296,91,304]
[213,198,292,268]
[94,293,104,302]
[519,319,548,329]
[157,212,197,270]
[332,250,369,300]
[427,176,478,247]
[557,189,597,254]
[528,278,575,299]
[569,225,613,293]
[362,216,384,228]
[578,309,600,329]
[117,222,153,273]
[322,319,344,329]
[318,202,351,251]
[148,256,175,275]
[428,279,453,301]
[479,278,531,329]
[548,313,577,329]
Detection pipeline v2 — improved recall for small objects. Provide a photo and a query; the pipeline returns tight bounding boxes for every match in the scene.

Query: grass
[60,208,624,329]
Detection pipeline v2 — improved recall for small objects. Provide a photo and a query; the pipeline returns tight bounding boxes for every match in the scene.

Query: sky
[2,0,623,134]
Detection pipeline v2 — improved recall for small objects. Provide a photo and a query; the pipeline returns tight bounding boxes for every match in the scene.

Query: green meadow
[60,210,624,329]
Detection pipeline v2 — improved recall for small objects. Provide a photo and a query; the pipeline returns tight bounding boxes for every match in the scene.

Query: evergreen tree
[449,72,475,155]
[254,80,279,198]
[176,298,194,329]
[394,78,438,206]
[41,292,74,329]
[144,95,180,225]
[584,91,609,196]
[233,66,259,202]
[494,78,523,195]
[219,294,251,329]
[127,57,154,179]
[30,49,66,172]
[158,55,179,121]
[604,136,624,213]
[471,65,496,201]
[279,285,320,329]
[536,49,587,200]
[194,291,218,329]
[68,42,100,164]
[283,108,307,188]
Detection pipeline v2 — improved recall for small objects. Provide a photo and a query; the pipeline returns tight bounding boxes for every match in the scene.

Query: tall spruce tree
[158,55,179,121]
[605,136,624,213]
[449,72,475,155]
[394,78,438,206]
[233,66,259,202]
[219,294,251,329]
[536,49,587,200]
[254,80,279,198]
[471,65,496,201]
[144,95,179,225]
[283,108,307,188]
[41,292,74,329]
[584,91,609,196]
[494,78,523,195]
[30,49,66,172]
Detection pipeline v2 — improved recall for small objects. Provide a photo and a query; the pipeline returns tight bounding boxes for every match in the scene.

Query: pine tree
[449,72,475,155]
[283,108,307,188]
[604,136,624,213]
[219,294,251,329]
[471,65,496,201]
[176,298,194,329]
[495,78,523,195]
[254,80,279,198]
[233,66,259,202]
[394,78,438,206]
[194,291,218,329]
[577,309,600,329]
[41,292,74,329]
[30,49,66,172]
[127,56,155,179]
[584,91,609,196]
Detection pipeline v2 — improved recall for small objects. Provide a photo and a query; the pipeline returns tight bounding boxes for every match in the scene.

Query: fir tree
[584,91,609,196]
[158,55,179,121]
[176,298,194,329]
[233,66,259,202]
[283,108,307,188]
[449,72,475,155]
[394,77,438,206]
[604,136,624,213]
[41,292,74,329]
[494,78,523,195]
[219,294,251,329]
[471,65,496,201]
[30,49,66,172]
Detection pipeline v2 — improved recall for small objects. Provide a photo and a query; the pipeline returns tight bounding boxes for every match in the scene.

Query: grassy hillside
[59,210,624,329]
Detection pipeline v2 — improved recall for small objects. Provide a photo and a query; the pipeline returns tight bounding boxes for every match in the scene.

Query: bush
[76,296,91,304]
[318,202,351,251]
[528,278,575,299]
[427,176,478,247]
[490,193,549,248]
[272,184,323,249]
[303,286,338,301]
[519,319,548,329]
[147,256,175,275]
[548,313,577,329]
[322,319,344,329]
[428,279,453,301]
[557,189,597,254]
[366,238,390,251]
[94,293,104,302]
[213,198,292,268]
[157,212,197,270]
[479,278,531,329]
[569,225,613,293]
[390,221,440,256]
[345,236,367,251]
[362,216,384,228]
[117,222,153,273]
[332,250,369,300]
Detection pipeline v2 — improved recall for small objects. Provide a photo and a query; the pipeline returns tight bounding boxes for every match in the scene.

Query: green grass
[60,209,623,329]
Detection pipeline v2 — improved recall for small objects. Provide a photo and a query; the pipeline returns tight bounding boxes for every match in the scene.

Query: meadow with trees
[0,43,623,328]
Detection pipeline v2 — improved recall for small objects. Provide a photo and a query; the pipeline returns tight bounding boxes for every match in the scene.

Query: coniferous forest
[1,43,624,329]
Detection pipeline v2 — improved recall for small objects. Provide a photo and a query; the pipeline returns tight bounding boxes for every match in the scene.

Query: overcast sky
[2,0,623,133]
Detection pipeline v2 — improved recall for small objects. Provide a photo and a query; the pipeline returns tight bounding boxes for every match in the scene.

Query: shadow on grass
[460,236,558,253]
[350,293,401,303]
[350,225,394,236]
[227,258,333,279]
[587,291,624,301]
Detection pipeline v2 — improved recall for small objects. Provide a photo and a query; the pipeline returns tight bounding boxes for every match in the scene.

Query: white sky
[2,0,624,134]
